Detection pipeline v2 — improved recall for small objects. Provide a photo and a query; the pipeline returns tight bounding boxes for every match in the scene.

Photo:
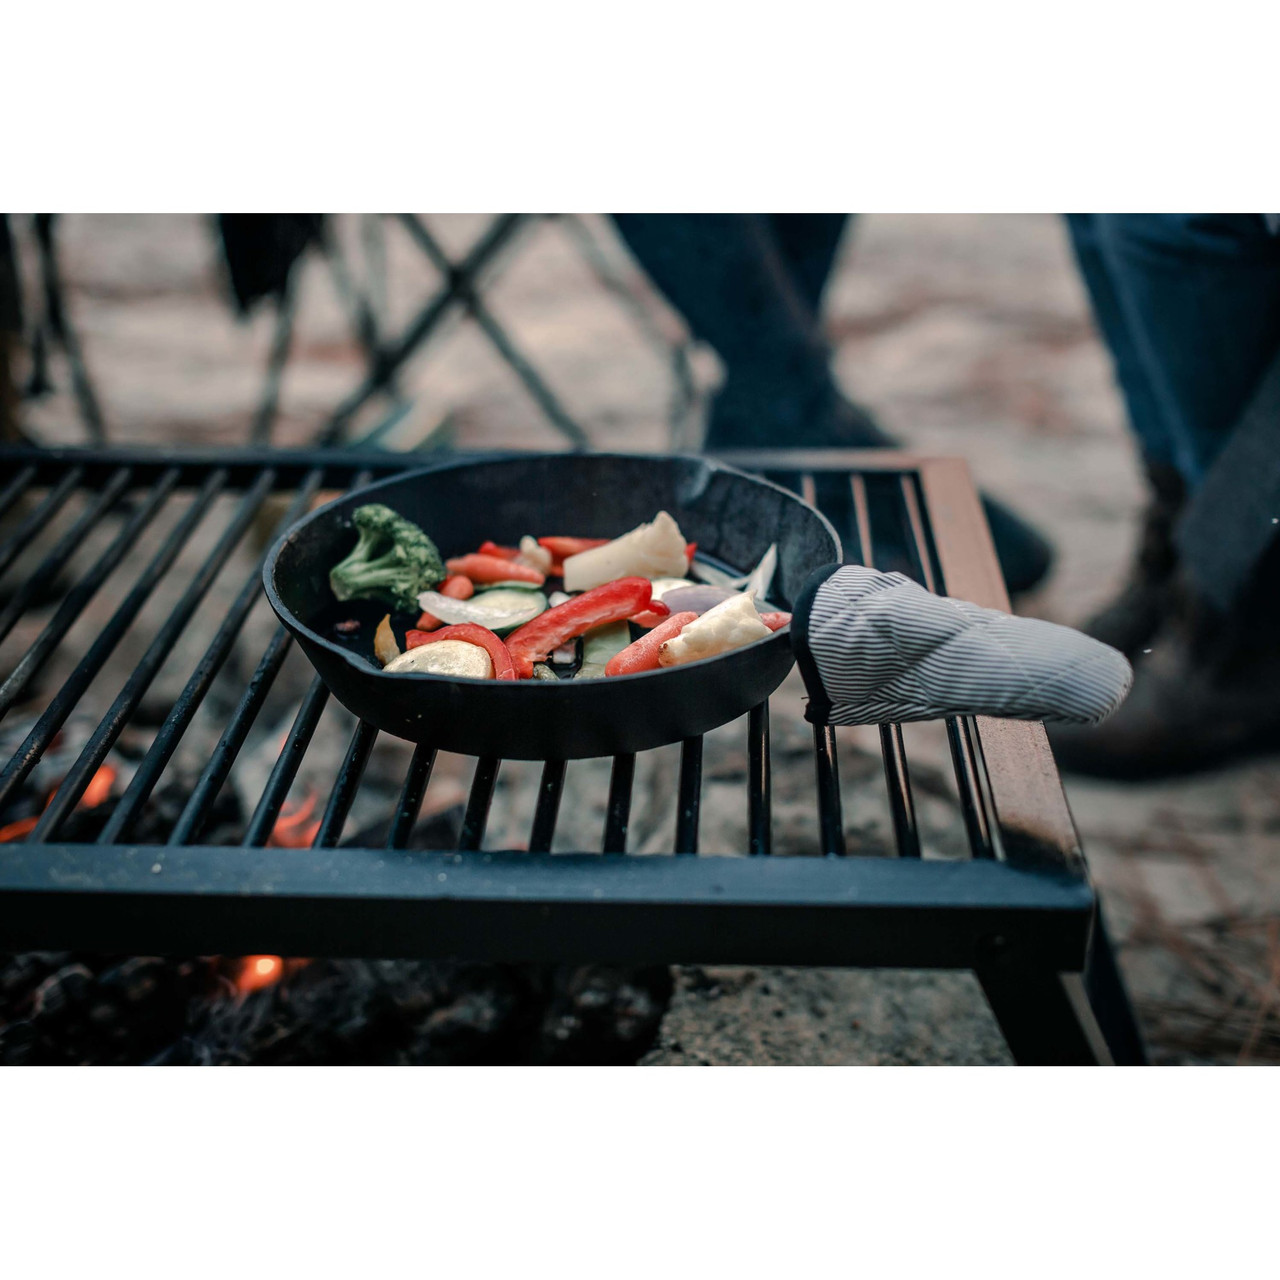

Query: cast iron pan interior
[264,453,840,759]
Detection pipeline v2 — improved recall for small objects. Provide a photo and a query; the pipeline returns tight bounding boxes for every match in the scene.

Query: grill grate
[0,447,1097,982]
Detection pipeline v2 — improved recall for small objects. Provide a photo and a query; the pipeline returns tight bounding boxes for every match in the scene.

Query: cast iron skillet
[264,453,840,759]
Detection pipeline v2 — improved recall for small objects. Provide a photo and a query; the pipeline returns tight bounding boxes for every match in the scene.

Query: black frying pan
[264,453,840,759]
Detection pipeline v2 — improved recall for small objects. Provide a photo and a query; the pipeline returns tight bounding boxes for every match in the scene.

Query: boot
[1049,544,1280,779]
[1081,459,1187,658]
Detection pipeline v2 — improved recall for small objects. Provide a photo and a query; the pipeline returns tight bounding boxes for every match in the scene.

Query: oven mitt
[790,564,1132,726]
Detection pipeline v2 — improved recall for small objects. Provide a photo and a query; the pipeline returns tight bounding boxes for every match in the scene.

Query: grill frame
[0,444,1142,1063]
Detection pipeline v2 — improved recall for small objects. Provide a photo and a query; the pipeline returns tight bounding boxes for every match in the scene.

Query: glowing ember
[234,955,285,994]
[0,762,118,842]
[79,762,117,810]
[268,789,322,848]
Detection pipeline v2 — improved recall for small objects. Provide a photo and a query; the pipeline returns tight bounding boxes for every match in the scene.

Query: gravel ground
[9,213,1280,1065]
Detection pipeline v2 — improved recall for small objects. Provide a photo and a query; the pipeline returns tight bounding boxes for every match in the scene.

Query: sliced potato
[383,639,493,679]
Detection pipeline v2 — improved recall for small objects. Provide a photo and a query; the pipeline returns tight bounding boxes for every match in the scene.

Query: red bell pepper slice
[445,553,546,586]
[759,612,791,632]
[505,576,654,677]
[415,574,476,632]
[404,623,517,680]
[629,599,672,630]
[478,540,521,561]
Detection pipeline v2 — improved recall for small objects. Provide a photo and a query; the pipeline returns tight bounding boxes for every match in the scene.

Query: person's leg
[1065,215,1187,655]
[611,214,871,445]
[611,214,1054,594]
[767,214,852,314]
[1051,214,1280,778]
[1092,214,1280,485]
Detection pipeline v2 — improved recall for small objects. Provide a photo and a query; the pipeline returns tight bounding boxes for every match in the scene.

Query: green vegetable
[329,504,445,613]
[577,621,631,680]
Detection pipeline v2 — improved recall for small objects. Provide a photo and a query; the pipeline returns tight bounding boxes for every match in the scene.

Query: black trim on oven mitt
[789,563,1133,726]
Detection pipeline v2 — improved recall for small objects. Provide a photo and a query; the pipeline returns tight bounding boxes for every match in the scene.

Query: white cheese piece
[562,511,688,592]
[657,592,772,667]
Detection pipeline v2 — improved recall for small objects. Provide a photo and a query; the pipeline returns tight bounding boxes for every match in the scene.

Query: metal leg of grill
[976,958,1105,1066]
[976,919,1147,1065]
[1082,909,1149,1066]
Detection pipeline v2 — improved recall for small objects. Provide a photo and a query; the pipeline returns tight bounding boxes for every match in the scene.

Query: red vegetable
[415,574,475,632]
[404,623,517,680]
[685,542,697,566]
[505,577,654,678]
[629,599,672,630]
[446,554,545,586]
[478,540,521,561]
[605,611,699,677]
[537,536,609,560]
[760,612,792,631]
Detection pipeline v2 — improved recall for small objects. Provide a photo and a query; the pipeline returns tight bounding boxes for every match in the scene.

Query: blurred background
[4,212,1279,1064]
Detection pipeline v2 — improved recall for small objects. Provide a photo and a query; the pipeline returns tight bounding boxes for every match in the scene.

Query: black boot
[1081,459,1186,658]
[1049,541,1280,779]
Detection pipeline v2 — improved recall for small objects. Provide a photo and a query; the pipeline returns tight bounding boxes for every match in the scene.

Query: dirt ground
[10,213,1280,1065]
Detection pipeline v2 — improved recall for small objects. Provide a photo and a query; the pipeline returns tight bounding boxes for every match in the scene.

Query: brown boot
[1082,459,1186,658]
[1049,550,1280,779]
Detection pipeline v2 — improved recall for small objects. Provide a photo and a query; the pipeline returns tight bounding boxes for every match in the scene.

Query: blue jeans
[1066,214,1280,487]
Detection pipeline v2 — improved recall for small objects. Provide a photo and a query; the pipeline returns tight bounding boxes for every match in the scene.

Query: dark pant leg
[767,214,852,314]
[1086,214,1280,486]
[610,214,831,377]
[1065,213,1173,469]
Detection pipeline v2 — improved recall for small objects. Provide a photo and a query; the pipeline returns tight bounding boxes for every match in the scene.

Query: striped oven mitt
[790,565,1133,726]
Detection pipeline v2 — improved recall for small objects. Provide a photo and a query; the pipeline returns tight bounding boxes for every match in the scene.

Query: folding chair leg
[250,278,297,446]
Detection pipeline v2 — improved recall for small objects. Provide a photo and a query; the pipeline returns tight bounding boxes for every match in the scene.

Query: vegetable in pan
[329,507,791,681]
[329,504,446,612]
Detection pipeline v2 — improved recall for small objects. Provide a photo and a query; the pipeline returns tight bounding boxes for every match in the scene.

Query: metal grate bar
[459,757,501,851]
[747,701,772,855]
[98,471,324,844]
[898,473,991,860]
[0,466,132,645]
[0,466,83,581]
[603,754,635,853]
[386,744,436,850]
[948,718,994,858]
[851,473,921,859]
[313,721,379,848]
[0,470,227,810]
[167,627,294,846]
[29,471,279,841]
[0,469,181,716]
[802,470,848,858]
[0,464,38,523]
[675,736,703,854]
[244,675,331,846]
[528,759,566,853]
[812,724,847,856]
[879,723,922,858]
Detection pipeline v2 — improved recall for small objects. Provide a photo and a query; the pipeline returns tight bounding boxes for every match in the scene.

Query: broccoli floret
[328,503,445,613]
